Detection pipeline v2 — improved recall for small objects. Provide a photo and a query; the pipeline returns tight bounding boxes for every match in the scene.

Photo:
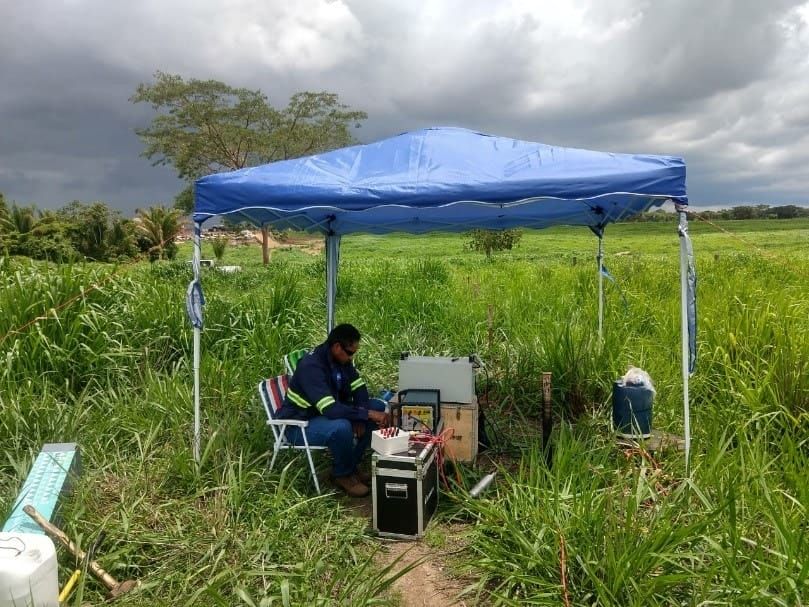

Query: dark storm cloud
[0,42,180,212]
[1,0,808,212]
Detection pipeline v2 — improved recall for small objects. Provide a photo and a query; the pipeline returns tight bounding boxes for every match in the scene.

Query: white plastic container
[0,533,59,607]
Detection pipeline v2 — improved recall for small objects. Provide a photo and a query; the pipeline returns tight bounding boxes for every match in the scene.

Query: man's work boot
[333,474,369,498]
[354,469,372,484]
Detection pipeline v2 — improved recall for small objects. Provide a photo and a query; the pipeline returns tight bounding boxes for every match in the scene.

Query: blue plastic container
[612,382,654,438]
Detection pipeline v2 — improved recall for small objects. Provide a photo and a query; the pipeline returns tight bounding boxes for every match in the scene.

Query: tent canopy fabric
[193,127,687,234]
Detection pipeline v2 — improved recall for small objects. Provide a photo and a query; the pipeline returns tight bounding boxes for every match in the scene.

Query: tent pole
[192,222,202,463]
[326,234,339,332]
[677,207,691,474]
[597,232,604,342]
[326,234,333,332]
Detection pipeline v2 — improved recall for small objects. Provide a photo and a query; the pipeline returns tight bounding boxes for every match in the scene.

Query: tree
[131,71,367,263]
[210,236,228,262]
[59,201,138,261]
[222,216,251,231]
[1,203,39,258]
[625,208,676,222]
[770,205,802,219]
[729,204,773,220]
[0,193,16,254]
[134,205,183,261]
[60,200,112,260]
[466,229,523,258]
[9,204,37,234]
[0,200,112,262]
[106,219,139,260]
[21,213,77,262]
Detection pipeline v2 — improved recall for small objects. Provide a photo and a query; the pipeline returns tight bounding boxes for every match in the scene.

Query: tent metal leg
[325,234,340,332]
[192,222,202,463]
[597,234,604,341]
[677,208,691,474]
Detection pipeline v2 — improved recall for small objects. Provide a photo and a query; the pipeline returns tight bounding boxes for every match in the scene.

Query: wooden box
[441,401,478,463]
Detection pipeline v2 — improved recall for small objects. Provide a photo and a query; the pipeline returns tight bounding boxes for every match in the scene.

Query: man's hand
[367,410,389,427]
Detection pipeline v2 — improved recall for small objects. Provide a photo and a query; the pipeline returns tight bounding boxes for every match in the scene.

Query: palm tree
[0,195,13,253]
[108,218,138,259]
[134,205,183,260]
[9,204,37,234]
[0,194,11,233]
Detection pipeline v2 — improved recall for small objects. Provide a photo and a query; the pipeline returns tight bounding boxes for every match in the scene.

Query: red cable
[409,427,458,489]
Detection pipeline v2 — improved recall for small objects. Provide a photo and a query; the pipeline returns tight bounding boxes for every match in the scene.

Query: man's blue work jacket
[278,342,371,421]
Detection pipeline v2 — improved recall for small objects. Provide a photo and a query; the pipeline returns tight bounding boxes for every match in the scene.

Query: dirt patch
[376,526,475,607]
[302,241,325,255]
[250,231,283,248]
[250,231,324,255]
[329,479,476,606]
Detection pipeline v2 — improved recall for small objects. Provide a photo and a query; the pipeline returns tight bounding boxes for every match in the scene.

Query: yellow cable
[58,569,81,603]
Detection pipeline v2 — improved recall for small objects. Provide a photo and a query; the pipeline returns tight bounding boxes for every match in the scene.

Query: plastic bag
[621,366,656,394]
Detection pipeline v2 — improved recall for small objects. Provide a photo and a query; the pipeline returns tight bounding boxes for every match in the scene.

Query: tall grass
[1,222,807,605]
[459,414,807,605]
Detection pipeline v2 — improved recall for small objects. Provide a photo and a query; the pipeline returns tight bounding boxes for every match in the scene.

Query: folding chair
[284,349,309,376]
[258,375,326,494]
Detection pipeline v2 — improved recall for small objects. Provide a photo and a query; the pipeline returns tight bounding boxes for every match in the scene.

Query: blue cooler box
[612,382,654,438]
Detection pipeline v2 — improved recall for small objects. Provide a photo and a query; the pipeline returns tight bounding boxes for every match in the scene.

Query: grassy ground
[1,218,807,605]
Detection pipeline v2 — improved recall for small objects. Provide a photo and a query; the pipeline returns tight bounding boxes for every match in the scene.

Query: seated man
[277,323,388,497]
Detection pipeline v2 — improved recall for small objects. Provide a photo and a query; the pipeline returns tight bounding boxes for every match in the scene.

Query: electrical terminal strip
[371,427,410,455]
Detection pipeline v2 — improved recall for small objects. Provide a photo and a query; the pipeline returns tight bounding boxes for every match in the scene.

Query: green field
[1,219,807,605]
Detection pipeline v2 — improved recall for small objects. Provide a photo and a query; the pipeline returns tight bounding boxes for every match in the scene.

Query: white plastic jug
[0,533,59,607]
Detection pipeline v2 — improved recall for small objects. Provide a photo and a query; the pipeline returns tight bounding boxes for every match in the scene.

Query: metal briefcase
[371,441,438,539]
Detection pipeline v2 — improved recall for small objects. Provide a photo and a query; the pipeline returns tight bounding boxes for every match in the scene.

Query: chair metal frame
[258,376,326,494]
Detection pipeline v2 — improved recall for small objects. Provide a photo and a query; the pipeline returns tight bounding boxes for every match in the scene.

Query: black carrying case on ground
[371,441,438,539]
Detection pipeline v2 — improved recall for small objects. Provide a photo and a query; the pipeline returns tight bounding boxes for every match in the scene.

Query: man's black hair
[327,323,361,347]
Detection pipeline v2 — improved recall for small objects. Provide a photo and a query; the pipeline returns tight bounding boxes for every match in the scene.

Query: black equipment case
[371,440,438,539]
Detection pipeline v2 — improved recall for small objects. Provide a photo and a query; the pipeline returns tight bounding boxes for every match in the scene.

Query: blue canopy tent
[190,127,696,467]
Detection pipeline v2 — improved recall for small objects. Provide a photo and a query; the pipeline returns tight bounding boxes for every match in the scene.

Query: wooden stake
[487,304,494,353]
[559,531,571,607]
[261,225,271,265]
[542,372,552,455]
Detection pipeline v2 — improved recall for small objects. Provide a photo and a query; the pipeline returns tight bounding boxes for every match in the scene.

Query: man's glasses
[340,343,357,357]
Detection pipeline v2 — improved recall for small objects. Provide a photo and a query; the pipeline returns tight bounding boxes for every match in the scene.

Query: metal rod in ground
[542,372,553,466]
[22,505,138,599]
[469,472,497,498]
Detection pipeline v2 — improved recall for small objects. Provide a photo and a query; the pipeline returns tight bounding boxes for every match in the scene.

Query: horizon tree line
[0,193,182,262]
[2,191,806,265]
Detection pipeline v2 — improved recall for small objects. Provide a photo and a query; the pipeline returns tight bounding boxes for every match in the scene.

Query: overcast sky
[2,0,808,214]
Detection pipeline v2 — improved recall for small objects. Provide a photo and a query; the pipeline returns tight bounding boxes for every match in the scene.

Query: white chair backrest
[259,375,289,422]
